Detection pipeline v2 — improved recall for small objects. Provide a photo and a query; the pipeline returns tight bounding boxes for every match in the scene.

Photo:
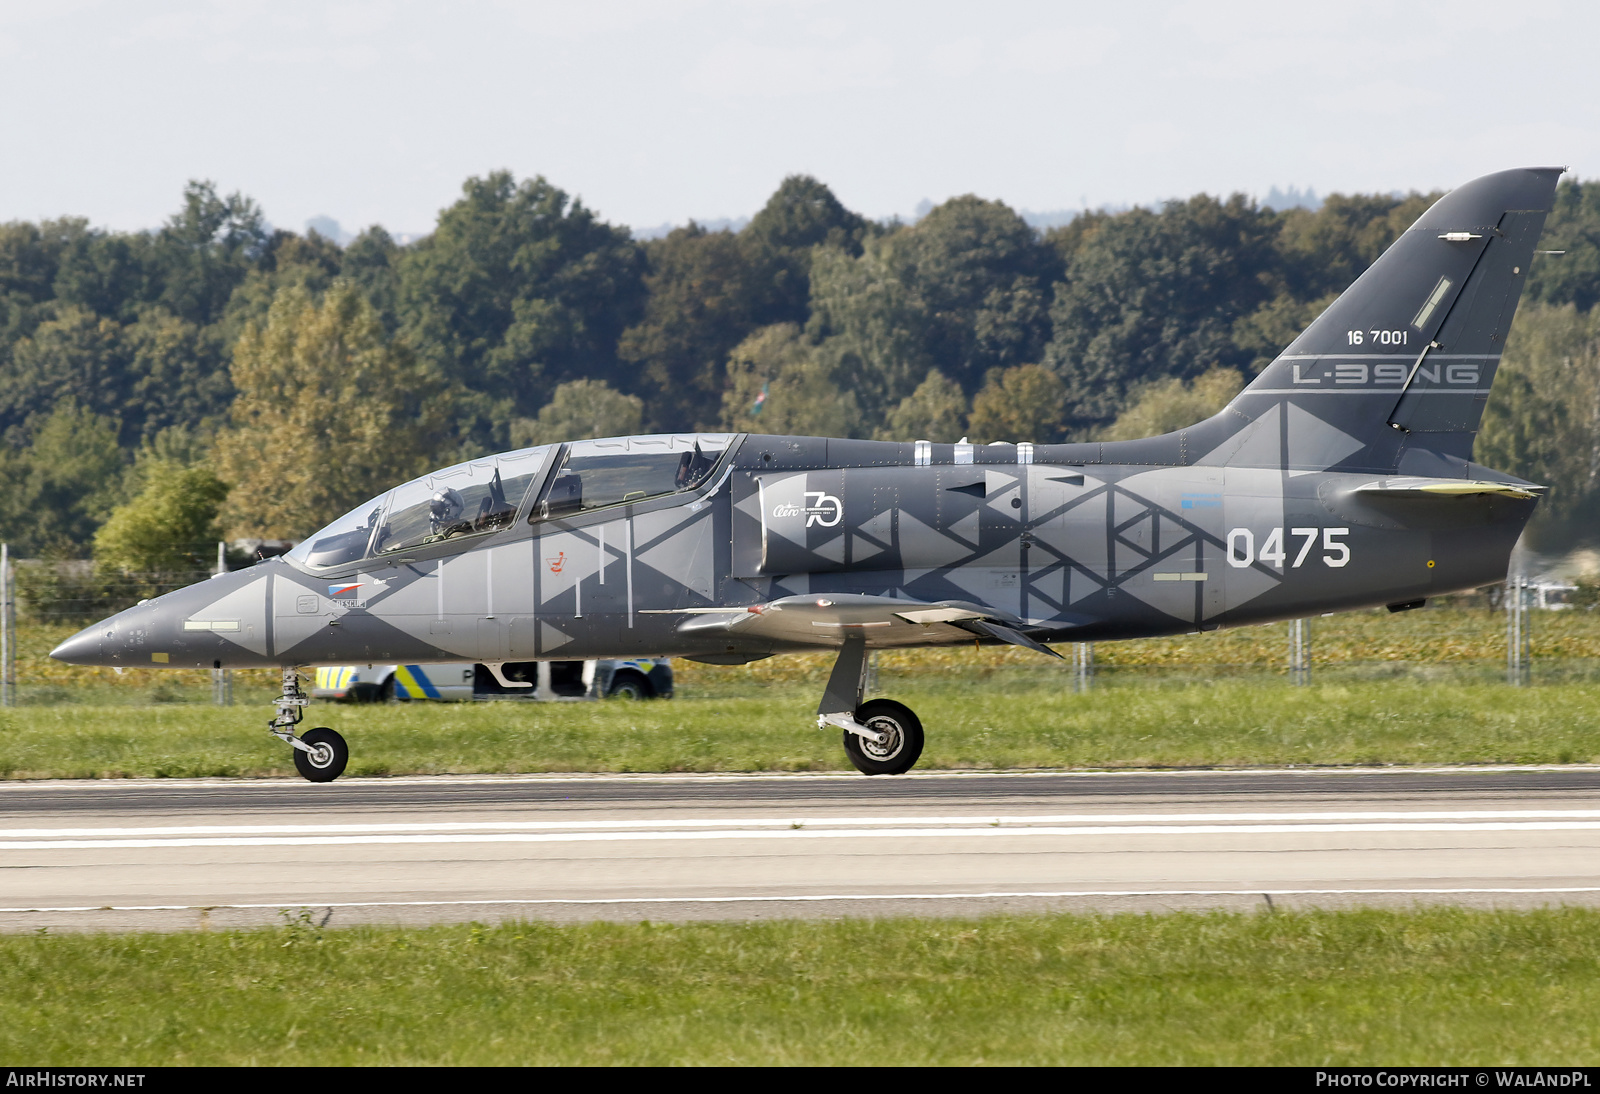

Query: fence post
[1073,641,1094,693]
[1,543,12,709]
[1289,618,1311,686]
[1506,576,1531,687]
[212,540,232,706]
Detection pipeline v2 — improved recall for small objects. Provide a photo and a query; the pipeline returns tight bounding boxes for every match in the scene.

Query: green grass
[4,675,1600,779]
[8,604,1600,779]
[4,909,1598,1065]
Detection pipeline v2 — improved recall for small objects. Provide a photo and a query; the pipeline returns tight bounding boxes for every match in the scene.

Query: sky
[0,0,1593,238]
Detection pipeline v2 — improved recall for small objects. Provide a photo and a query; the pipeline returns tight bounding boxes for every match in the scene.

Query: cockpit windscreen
[286,445,553,569]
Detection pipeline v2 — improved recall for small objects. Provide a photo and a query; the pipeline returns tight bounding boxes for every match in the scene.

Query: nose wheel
[269,668,350,783]
[293,727,349,782]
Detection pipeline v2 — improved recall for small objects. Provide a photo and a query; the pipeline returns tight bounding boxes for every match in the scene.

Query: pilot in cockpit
[675,444,715,491]
[428,487,466,535]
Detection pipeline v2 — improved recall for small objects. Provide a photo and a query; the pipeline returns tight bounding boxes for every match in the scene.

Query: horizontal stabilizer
[1354,478,1544,500]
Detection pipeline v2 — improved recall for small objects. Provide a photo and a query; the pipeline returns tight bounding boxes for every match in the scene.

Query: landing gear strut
[818,636,924,776]
[269,667,349,783]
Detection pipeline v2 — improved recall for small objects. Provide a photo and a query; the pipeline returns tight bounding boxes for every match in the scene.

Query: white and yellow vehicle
[312,659,672,703]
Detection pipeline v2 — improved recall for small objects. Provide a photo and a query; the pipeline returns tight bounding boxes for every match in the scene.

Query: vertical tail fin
[1195,167,1563,476]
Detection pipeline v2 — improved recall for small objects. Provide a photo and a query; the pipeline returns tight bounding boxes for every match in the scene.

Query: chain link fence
[2,549,1598,706]
[0,548,271,707]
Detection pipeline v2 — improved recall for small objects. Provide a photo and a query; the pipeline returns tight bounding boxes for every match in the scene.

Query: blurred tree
[0,220,79,355]
[0,220,68,308]
[122,310,232,444]
[149,181,270,327]
[878,369,967,442]
[215,283,453,540]
[618,225,765,432]
[1477,302,1600,542]
[217,228,345,348]
[1271,191,1438,301]
[617,177,867,433]
[0,304,231,448]
[398,172,645,444]
[901,196,1061,390]
[741,174,868,324]
[1525,179,1600,312]
[341,226,404,328]
[805,234,933,424]
[1044,209,1113,269]
[966,364,1067,444]
[0,400,125,556]
[94,459,228,573]
[808,196,1059,431]
[0,306,132,443]
[1100,366,1245,441]
[1044,194,1277,431]
[721,323,861,437]
[511,379,643,446]
[127,424,212,481]
[1231,292,1340,374]
[50,218,153,322]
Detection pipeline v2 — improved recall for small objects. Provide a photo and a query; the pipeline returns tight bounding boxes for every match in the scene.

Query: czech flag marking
[327,583,362,598]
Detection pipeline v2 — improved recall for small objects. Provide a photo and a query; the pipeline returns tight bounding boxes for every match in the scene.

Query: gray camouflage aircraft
[52,166,1561,782]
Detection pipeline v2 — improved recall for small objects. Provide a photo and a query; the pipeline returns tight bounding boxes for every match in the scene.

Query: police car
[312,659,672,702]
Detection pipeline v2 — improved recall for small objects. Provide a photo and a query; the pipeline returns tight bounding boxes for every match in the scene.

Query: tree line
[4,171,1600,569]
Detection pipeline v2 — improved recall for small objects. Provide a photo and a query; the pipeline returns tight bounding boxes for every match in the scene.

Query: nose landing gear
[269,668,349,783]
[817,636,925,776]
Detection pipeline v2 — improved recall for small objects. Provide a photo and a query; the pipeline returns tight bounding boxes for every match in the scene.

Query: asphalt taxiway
[3,766,1600,931]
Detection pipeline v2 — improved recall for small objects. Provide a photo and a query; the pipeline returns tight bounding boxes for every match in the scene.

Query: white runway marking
[5,809,1600,851]
[6,888,1600,916]
[6,808,1600,841]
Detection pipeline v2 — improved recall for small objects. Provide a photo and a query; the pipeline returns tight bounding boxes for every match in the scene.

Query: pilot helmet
[429,487,466,526]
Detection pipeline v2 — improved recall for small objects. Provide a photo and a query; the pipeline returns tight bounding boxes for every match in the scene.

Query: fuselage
[50,431,1534,671]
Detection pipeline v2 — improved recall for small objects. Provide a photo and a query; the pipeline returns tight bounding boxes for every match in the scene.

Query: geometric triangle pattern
[947,510,980,545]
[1286,402,1367,470]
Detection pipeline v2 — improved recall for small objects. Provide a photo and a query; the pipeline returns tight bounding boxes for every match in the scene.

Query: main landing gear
[270,667,349,783]
[817,636,924,776]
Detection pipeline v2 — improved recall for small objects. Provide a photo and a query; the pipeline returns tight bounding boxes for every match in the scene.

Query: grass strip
[3,677,1600,779]
[15,605,1600,698]
[3,909,1598,1065]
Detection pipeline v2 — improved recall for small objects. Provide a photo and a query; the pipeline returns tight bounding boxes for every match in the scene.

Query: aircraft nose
[50,625,106,666]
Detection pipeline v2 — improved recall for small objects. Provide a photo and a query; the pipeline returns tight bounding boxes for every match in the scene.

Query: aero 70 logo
[1227,527,1350,569]
[773,491,843,528]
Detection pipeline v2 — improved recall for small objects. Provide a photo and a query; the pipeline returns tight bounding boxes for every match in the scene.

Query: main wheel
[293,726,349,783]
[841,699,924,776]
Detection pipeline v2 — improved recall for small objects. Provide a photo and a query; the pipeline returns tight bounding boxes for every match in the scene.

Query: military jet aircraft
[51,166,1561,782]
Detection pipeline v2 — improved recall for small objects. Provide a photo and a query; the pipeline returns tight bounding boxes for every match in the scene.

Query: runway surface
[4,766,1600,931]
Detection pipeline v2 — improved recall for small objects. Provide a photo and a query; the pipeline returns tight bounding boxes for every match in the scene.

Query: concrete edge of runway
[7,763,1600,793]
[7,888,1600,933]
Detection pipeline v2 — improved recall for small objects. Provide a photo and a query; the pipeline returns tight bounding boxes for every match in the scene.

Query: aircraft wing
[651,594,1073,658]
